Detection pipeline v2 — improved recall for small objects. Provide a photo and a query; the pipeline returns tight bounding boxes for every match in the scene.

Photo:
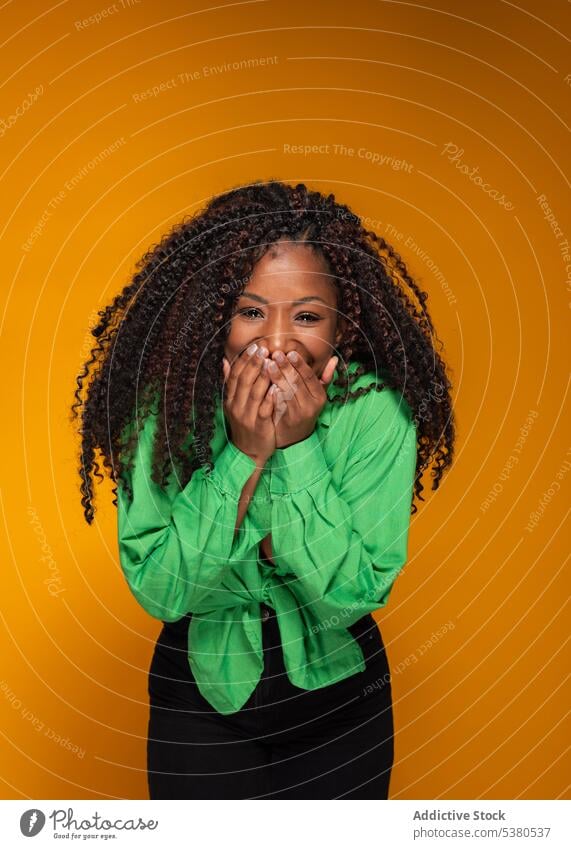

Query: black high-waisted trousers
[147,604,394,799]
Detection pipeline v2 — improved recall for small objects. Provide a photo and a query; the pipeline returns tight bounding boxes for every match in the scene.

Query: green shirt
[117,360,418,714]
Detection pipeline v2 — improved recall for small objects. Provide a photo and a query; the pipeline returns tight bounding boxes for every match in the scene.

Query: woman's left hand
[268,351,339,448]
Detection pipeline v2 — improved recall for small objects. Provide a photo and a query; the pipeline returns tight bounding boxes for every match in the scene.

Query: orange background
[1,0,569,799]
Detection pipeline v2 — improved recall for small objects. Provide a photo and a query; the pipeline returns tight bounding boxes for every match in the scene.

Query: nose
[264,339,288,356]
[256,337,305,360]
[255,330,293,357]
[251,311,307,361]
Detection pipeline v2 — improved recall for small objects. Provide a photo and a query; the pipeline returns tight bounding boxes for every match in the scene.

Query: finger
[318,355,339,386]
[269,352,315,416]
[267,354,301,407]
[226,342,260,390]
[272,386,289,426]
[224,349,244,404]
[235,351,274,422]
[283,350,331,403]
[258,381,278,419]
[233,358,267,417]
[249,358,273,408]
[228,343,267,407]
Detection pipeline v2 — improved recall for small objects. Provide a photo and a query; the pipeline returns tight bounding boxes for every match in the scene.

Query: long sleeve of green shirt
[117,421,258,621]
[268,390,417,627]
[116,360,417,714]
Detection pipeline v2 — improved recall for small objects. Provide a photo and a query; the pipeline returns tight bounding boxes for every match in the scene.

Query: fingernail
[247,342,258,355]
[256,346,268,358]
[286,351,298,363]
[274,350,285,362]
[268,361,279,372]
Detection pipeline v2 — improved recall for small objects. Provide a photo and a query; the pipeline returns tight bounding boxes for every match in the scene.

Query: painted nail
[256,346,269,358]
[247,342,258,356]
[268,360,279,372]
[286,351,298,363]
[274,350,286,362]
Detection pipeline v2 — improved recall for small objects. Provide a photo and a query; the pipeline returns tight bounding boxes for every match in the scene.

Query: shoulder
[326,361,416,459]
[331,361,414,427]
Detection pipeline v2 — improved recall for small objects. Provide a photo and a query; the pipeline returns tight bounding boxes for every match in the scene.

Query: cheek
[224,328,249,361]
[225,321,242,349]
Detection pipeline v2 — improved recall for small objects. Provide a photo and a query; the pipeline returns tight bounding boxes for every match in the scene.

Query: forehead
[243,243,335,302]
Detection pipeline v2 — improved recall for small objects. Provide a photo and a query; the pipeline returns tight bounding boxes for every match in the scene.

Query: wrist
[276,429,314,450]
[232,442,272,466]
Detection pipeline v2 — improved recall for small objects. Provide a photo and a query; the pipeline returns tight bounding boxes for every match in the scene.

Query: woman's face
[224,242,345,378]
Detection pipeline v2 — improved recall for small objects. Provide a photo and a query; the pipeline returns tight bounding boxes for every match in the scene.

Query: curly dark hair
[71,178,455,525]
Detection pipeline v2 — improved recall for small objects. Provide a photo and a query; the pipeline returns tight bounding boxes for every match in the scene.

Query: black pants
[147,605,394,799]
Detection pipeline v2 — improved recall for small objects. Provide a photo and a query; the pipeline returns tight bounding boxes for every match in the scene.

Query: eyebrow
[238,293,329,306]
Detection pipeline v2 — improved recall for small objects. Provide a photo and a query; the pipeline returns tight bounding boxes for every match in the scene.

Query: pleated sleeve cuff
[269,430,330,495]
[206,441,257,500]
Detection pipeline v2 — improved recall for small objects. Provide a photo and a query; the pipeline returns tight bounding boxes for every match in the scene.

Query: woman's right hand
[222,343,277,465]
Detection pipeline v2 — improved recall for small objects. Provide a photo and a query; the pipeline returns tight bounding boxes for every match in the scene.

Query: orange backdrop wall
[1,0,569,799]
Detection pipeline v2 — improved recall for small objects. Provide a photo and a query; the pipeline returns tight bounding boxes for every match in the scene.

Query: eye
[238,307,263,319]
[236,308,322,323]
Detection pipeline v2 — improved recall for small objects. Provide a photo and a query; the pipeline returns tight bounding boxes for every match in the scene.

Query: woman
[72,179,455,799]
